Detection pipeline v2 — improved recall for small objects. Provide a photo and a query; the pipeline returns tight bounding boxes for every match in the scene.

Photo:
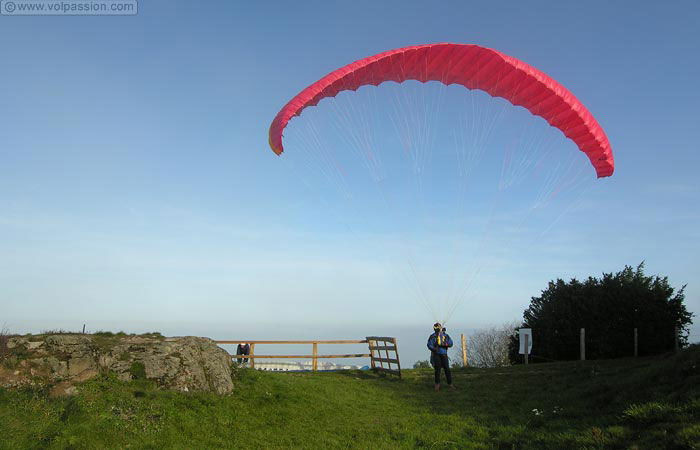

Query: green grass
[1,346,699,450]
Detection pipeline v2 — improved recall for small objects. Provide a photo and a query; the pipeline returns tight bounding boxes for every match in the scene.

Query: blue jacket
[427,332,453,355]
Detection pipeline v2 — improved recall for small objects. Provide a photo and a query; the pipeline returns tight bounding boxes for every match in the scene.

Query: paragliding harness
[429,328,450,368]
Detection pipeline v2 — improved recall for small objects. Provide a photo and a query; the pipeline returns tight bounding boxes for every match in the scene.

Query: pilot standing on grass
[427,323,456,392]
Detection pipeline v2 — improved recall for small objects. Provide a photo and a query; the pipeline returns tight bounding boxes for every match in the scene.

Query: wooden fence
[519,326,685,364]
[216,337,401,377]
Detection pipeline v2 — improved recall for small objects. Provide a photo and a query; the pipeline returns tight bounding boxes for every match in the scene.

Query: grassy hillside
[2,346,699,450]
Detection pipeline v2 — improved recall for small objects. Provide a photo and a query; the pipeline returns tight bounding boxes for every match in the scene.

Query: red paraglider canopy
[268,43,614,178]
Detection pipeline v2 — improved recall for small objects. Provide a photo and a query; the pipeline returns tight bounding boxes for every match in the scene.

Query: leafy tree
[508,263,693,363]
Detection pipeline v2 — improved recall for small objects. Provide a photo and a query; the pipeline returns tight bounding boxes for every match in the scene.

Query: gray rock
[7,337,25,349]
[68,357,95,376]
[27,341,44,350]
[1,334,235,394]
[44,335,93,359]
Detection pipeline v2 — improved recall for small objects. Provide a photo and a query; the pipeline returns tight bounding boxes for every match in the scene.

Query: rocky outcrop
[1,334,235,395]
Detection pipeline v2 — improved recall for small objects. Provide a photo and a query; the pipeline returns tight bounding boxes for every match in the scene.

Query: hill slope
[1,346,699,449]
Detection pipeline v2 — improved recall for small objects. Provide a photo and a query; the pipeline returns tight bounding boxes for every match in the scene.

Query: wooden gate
[366,336,401,378]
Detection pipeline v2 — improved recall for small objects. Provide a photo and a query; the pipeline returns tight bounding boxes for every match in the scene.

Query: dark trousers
[433,353,452,385]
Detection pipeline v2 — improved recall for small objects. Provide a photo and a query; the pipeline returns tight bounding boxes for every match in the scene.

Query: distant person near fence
[236,342,250,364]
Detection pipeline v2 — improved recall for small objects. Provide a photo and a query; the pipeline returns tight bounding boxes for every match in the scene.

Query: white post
[524,334,529,365]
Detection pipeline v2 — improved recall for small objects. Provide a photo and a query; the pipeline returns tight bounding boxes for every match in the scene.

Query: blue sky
[1,0,699,363]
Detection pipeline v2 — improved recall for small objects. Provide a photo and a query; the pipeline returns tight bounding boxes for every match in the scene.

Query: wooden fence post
[580,328,585,361]
[461,334,467,367]
[383,340,391,370]
[312,342,318,371]
[378,339,385,369]
[250,343,255,369]
[634,328,638,357]
[392,338,401,376]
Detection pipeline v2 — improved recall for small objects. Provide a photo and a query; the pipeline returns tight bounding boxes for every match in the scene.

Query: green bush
[129,362,146,380]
